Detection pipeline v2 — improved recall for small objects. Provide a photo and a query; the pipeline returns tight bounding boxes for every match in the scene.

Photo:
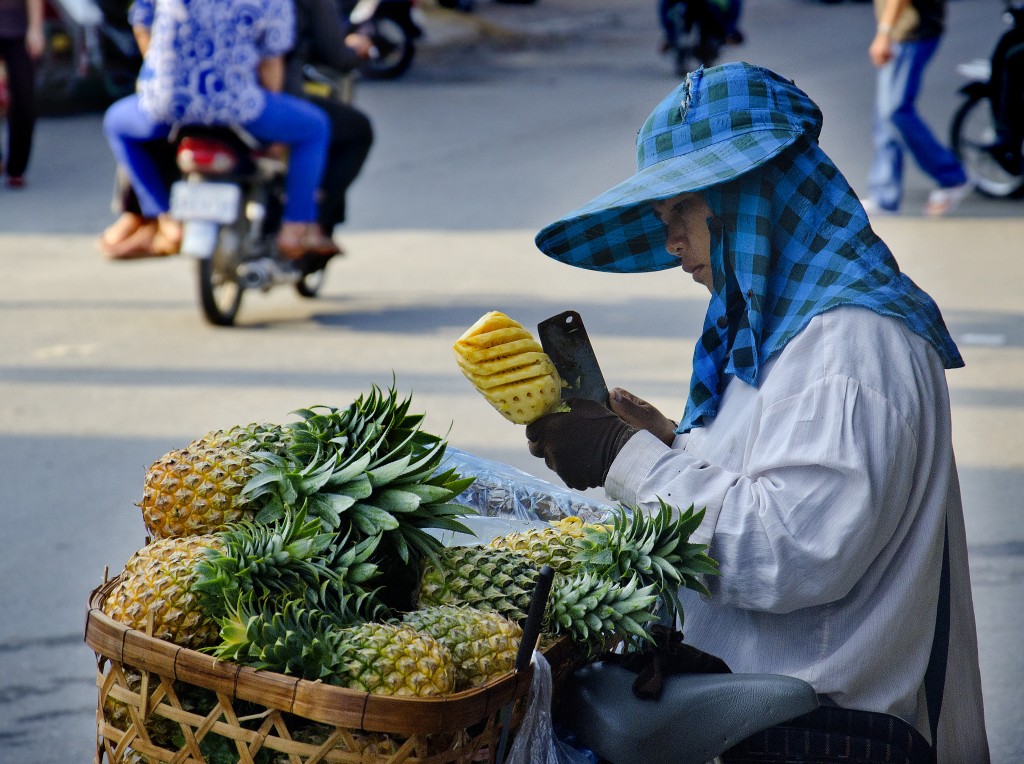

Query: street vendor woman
[525,62,989,762]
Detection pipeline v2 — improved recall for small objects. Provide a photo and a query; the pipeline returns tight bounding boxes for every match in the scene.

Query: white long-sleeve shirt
[605,306,989,763]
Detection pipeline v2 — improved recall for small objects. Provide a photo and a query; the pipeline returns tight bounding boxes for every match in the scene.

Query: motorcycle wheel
[950,92,1024,199]
[197,229,244,326]
[360,17,416,80]
[296,268,326,298]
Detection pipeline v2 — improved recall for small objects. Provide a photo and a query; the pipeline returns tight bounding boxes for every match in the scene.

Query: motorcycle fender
[376,3,423,36]
[958,80,990,98]
[181,221,220,259]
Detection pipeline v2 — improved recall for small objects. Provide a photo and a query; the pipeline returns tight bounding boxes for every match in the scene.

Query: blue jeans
[103,92,329,222]
[869,36,967,211]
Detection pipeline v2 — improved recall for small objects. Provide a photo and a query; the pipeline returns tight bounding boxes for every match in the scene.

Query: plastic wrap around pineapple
[454,311,563,424]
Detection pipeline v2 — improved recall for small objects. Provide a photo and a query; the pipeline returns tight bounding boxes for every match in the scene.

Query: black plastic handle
[516,565,555,673]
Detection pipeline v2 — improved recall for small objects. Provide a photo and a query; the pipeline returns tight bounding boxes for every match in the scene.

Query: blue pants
[868,36,967,211]
[103,92,330,222]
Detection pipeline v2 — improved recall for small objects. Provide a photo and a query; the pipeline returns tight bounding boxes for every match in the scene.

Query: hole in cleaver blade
[538,310,610,405]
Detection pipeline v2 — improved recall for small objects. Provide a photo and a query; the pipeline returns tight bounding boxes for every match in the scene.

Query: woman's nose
[664,228,685,257]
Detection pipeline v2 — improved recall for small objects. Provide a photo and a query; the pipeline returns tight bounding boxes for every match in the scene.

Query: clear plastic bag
[443,447,613,523]
[506,652,595,764]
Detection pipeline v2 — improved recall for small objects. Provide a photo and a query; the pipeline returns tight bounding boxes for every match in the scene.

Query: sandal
[97,213,151,255]
[277,223,341,260]
[103,220,161,260]
[924,180,975,217]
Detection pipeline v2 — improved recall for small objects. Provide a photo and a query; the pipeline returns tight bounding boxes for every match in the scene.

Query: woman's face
[651,192,714,292]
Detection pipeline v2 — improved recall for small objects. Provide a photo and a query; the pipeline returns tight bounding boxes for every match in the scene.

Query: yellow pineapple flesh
[489,516,594,573]
[453,311,562,424]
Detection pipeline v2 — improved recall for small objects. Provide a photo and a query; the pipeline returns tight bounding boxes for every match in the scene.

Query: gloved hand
[525,399,638,490]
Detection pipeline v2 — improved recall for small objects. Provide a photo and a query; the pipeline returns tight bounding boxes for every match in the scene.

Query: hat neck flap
[677,138,964,433]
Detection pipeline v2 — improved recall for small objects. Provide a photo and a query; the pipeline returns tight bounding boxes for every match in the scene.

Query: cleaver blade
[538,310,609,405]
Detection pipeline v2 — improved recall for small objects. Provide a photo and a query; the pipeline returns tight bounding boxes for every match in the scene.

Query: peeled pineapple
[488,516,593,573]
[453,311,562,424]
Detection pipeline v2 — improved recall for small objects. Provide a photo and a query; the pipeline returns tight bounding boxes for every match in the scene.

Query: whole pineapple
[214,601,457,696]
[139,423,292,539]
[401,605,522,689]
[417,546,539,622]
[336,621,457,696]
[575,500,719,627]
[417,545,657,651]
[488,516,595,573]
[544,570,658,656]
[102,534,225,649]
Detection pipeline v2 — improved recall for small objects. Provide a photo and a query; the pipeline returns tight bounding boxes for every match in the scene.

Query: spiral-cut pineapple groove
[453,311,562,424]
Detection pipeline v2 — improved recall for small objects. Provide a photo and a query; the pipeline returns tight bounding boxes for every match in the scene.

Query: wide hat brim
[534,63,822,274]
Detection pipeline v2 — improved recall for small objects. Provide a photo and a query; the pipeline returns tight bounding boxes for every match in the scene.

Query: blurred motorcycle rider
[101,0,338,259]
[0,0,44,187]
[99,0,373,263]
[287,0,375,272]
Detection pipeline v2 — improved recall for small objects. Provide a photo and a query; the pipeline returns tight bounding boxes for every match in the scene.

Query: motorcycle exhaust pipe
[238,258,302,291]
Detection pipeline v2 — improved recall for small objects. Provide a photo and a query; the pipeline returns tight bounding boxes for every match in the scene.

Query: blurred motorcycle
[35,0,140,108]
[345,0,424,80]
[167,66,352,326]
[950,0,1024,198]
[663,0,726,77]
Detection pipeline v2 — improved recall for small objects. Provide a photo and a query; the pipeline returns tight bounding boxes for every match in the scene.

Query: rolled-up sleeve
[606,374,917,613]
[129,0,155,28]
[260,0,295,56]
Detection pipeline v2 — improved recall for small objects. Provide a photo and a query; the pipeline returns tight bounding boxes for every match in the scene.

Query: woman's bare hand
[608,387,677,446]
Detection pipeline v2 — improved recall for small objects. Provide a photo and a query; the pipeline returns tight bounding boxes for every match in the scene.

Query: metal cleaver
[538,310,609,405]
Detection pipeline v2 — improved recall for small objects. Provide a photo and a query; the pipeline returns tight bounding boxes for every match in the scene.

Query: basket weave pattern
[86,579,576,764]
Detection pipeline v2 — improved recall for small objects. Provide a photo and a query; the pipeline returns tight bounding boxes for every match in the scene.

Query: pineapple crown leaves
[545,570,659,656]
[576,499,719,624]
[240,384,477,567]
[192,507,379,619]
[416,546,539,623]
[210,597,342,680]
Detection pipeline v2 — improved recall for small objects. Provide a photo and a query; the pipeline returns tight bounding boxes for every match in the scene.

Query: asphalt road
[0,0,1020,761]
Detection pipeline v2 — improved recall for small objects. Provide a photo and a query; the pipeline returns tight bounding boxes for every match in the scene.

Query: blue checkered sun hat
[535,63,823,272]
[534,62,963,432]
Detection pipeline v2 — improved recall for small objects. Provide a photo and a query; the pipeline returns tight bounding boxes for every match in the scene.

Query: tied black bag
[599,624,731,699]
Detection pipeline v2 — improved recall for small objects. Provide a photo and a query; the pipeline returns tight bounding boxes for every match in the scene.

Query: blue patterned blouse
[129,0,295,125]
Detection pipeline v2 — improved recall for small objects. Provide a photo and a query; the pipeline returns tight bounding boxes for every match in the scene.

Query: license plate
[170,181,240,224]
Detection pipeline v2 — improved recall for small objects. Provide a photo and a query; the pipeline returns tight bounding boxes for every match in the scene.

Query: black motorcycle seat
[561,662,820,764]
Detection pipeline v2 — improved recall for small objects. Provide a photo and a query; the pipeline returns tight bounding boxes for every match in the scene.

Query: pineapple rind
[139,422,291,539]
[335,622,457,696]
[103,535,226,650]
[401,604,522,689]
[488,516,592,573]
[416,546,538,623]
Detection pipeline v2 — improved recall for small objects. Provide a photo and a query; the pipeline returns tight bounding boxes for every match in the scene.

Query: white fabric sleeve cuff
[605,429,719,547]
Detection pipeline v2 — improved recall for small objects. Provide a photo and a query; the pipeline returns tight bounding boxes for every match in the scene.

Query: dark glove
[525,399,638,490]
[601,625,731,700]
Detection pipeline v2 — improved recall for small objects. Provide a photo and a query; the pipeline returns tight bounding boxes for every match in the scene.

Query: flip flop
[102,221,179,261]
[277,224,341,260]
[924,180,975,217]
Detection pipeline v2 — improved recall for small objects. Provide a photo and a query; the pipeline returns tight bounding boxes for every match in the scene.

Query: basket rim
[85,576,574,735]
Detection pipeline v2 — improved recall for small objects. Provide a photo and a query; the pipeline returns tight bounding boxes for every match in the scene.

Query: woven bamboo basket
[85,577,579,764]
